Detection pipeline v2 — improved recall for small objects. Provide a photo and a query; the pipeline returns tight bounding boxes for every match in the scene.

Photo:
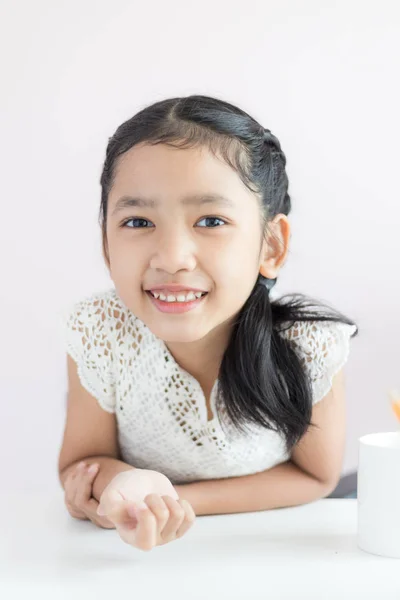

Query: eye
[121,218,155,228]
[196,217,227,228]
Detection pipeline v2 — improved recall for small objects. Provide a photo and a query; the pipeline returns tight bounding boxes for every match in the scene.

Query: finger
[66,491,114,528]
[64,472,76,506]
[158,496,186,542]
[64,470,76,489]
[175,499,196,539]
[65,501,87,520]
[144,494,170,533]
[75,464,99,509]
[69,464,115,528]
[65,462,84,487]
[86,507,116,529]
[64,465,86,515]
[66,461,86,506]
[64,469,78,505]
[68,511,87,520]
[83,497,116,529]
[127,502,157,551]
[67,497,114,528]
[93,517,116,529]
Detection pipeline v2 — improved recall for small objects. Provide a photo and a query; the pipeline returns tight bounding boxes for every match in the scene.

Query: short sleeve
[60,291,116,413]
[279,320,357,405]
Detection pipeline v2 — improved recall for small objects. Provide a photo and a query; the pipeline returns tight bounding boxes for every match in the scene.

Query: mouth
[146,290,208,303]
[145,289,208,314]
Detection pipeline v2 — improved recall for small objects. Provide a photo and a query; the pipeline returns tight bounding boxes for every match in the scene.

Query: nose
[149,227,197,274]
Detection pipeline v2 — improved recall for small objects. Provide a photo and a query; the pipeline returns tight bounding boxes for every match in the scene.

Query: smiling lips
[146,283,208,308]
[146,289,208,313]
[149,290,206,302]
[145,284,208,304]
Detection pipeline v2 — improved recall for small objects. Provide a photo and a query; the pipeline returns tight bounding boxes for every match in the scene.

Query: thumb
[97,489,124,517]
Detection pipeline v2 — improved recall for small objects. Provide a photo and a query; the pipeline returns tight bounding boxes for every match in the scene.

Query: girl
[58,95,357,552]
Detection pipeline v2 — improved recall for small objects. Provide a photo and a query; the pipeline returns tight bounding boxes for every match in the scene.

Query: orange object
[392,401,400,422]
[389,391,400,422]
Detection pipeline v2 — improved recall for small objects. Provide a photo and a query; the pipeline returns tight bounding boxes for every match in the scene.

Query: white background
[1,0,399,491]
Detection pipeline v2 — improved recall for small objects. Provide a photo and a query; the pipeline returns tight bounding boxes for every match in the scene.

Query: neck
[165,320,234,386]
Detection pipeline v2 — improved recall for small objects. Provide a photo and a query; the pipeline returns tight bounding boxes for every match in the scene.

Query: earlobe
[259,214,290,279]
[259,263,280,280]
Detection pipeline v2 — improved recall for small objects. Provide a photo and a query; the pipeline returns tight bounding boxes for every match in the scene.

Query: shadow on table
[327,471,357,499]
[50,532,360,575]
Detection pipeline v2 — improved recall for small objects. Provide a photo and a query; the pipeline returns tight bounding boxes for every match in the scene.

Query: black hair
[99,95,358,454]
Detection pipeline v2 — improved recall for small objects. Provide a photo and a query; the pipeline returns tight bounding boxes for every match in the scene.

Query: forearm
[59,456,135,501]
[175,460,335,516]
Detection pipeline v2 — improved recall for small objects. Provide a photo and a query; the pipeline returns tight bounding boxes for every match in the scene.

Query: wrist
[174,483,198,511]
[92,460,135,501]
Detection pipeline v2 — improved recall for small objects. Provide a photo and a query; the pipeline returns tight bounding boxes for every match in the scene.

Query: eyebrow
[111,193,235,216]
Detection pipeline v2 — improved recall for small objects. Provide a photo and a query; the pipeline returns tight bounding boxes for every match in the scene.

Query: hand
[64,461,115,529]
[97,469,196,551]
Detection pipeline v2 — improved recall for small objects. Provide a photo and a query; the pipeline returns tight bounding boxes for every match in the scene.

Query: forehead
[110,142,252,201]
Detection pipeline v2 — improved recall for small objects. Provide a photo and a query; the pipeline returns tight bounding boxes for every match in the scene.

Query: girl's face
[105,142,287,343]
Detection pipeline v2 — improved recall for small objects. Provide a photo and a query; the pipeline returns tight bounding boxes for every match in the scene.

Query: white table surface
[0,491,398,599]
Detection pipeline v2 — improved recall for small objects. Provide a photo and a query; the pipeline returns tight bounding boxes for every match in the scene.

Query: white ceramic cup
[357,431,400,558]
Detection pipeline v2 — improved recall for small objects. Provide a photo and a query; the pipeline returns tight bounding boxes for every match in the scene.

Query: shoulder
[60,288,143,412]
[61,287,159,360]
[62,286,129,323]
[61,287,143,365]
[278,319,357,357]
[278,319,357,404]
[62,287,137,337]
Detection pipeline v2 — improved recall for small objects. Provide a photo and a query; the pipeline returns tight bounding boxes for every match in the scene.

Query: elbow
[308,462,344,499]
[291,459,342,498]
[318,473,342,498]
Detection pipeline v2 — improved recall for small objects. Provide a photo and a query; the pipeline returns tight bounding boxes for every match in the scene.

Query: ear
[259,214,290,279]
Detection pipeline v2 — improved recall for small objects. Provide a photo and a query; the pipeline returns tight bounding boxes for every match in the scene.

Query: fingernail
[88,464,98,474]
[77,461,86,470]
[97,505,105,516]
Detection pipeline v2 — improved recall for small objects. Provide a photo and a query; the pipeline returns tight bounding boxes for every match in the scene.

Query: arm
[58,355,135,501]
[175,370,346,516]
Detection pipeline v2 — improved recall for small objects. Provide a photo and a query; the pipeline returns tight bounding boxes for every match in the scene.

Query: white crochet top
[61,288,356,484]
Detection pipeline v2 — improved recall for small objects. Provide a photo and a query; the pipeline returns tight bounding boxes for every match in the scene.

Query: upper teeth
[150,291,204,302]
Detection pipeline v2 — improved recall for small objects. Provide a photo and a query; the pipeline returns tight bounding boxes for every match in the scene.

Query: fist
[97,469,195,551]
[99,469,179,510]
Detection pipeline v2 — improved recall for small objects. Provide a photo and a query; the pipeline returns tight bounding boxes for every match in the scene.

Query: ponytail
[217,278,356,453]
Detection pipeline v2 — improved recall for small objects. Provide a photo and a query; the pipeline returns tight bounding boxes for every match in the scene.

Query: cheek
[107,245,144,300]
[107,235,138,271]
[211,260,258,318]
[213,237,260,290]
[109,255,133,282]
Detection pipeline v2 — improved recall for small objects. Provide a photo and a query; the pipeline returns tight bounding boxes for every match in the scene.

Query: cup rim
[359,431,400,449]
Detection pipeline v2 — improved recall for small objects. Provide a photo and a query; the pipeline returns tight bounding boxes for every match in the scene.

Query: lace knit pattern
[61,288,356,484]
